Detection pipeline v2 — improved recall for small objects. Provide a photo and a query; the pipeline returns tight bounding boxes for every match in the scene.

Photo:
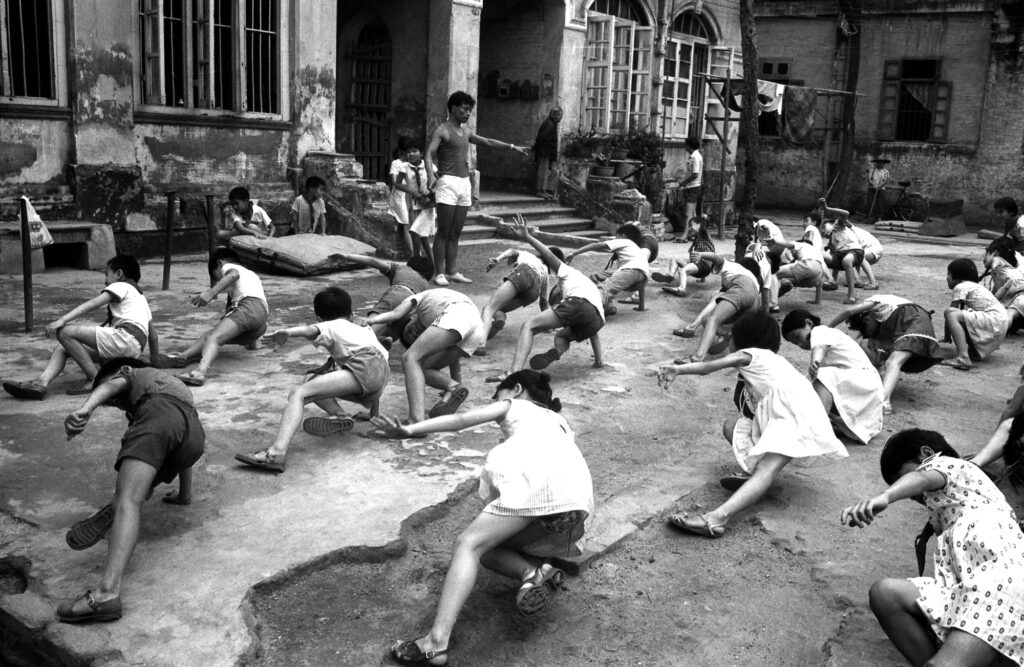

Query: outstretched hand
[64,409,91,440]
[840,494,889,528]
[265,330,290,347]
[190,290,214,307]
[508,213,530,241]
[369,414,412,439]
[656,364,680,390]
[485,257,499,272]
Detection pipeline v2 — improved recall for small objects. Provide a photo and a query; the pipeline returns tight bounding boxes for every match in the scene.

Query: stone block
[0,231,45,275]
[586,176,626,206]
[0,592,54,631]
[43,621,123,664]
[594,216,618,234]
[918,215,966,237]
[75,164,144,229]
[303,151,363,181]
[608,192,652,226]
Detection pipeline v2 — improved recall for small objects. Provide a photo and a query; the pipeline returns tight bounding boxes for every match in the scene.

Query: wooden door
[349,23,391,182]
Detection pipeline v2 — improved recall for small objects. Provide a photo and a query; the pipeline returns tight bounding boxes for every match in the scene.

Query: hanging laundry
[757,80,785,114]
[783,86,817,144]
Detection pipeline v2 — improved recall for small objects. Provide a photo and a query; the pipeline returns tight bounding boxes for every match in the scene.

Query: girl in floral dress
[842,429,1024,666]
[943,258,1009,370]
[982,237,1024,335]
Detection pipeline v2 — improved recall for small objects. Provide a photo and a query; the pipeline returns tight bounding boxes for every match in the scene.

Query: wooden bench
[0,221,116,274]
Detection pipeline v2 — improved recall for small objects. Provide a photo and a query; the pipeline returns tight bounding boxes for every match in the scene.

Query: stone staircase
[460,191,602,246]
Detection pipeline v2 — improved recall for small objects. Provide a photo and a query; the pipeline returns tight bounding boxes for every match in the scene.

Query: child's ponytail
[495,370,562,412]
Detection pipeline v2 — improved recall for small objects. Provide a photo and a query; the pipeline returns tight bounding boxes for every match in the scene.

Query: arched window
[662,10,716,139]
[583,0,651,131]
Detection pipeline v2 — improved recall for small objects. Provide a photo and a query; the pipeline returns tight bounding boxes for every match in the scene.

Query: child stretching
[781,310,884,445]
[364,288,485,423]
[819,199,862,304]
[842,429,1024,667]
[57,357,204,623]
[673,253,764,363]
[490,215,604,381]
[152,249,268,387]
[658,311,847,537]
[218,186,274,244]
[942,257,1009,370]
[769,238,826,305]
[372,370,593,665]
[4,255,157,399]
[982,237,1024,334]
[850,222,882,290]
[289,176,327,235]
[828,294,944,415]
[652,215,716,297]
[564,224,650,316]
[234,288,388,473]
[479,246,549,351]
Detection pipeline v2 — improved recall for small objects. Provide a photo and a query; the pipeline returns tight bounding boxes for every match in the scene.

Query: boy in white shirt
[478,248,549,352]
[152,249,268,386]
[217,186,274,244]
[3,255,158,399]
[289,176,327,235]
[564,224,650,316]
[234,287,389,473]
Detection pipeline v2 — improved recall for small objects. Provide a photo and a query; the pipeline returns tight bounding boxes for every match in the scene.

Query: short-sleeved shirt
[290,195,326,233]
[114,365,194,419]
[382,262,429,293]
[952,281,1005,314]
[684,150,703,189]
[103,281,152,332]
[247,202,273,235]
[514,251,548,282]
[830,225,862,252]
[388,158,408,188]
[755,220,785,245]
[313,318,388,364]
[865,294,913,322]
[718,260,759,291]
[791,241,826,271]
[555,263,606,322]
[222,262,267,310]
[605,238,651,277]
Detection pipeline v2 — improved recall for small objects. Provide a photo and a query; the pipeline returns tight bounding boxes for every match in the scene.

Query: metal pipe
[162,191,176,290]
[20,197,33,331]
[205,194,217,257]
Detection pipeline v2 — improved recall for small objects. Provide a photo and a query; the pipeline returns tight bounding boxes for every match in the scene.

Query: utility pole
[738,0,759,214]
[833,0,861,207]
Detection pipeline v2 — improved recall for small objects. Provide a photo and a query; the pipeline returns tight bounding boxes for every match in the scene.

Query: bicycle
[887,180,929,222]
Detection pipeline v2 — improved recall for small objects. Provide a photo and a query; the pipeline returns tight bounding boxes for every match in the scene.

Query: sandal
[428,385,469,418]
[667,513,726,538]
[66,504,115,550]
[66,380,97,396]
[651,272,675,284]
[720,473,752,492]
[672,327,697,338]
[487,318,505,340]
[941,358,973,371]
[822,282,839,292]
[302,416,355,437]
[177,371,206,387]
[56,590,122,624]
[234,449,286,473]
[617,295,641,305]
[515,563,565,616]
[150,353,190,370]
[529,348,562,370]
[842,297,858,305]
[390,639,450,665]
[3,379,47,400]
[661,287,688,297]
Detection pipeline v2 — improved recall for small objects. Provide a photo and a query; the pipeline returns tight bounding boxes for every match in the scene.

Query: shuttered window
[878,59,951,143]
[583,1,651,132]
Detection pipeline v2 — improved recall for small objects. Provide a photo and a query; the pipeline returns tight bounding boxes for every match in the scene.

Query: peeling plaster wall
[135,126,290,186]
[0,120,72,186]
[293,2,338,162]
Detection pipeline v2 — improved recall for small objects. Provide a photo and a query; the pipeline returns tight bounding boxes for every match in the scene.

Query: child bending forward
[234,288,389,473]
[372,370,593,666]
[658,311,847,538]
[943,257,1008,370]
[842,429,1024,667]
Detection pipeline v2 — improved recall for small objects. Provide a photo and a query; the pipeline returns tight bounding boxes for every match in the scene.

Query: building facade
[752,0,1024,225]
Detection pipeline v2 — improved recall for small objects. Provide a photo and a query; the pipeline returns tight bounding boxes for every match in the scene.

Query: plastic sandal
[390,639,450,665]
[651,272,674,284]
[56,590,122,624]
[529,349,561,370]
[667,513,725,538]
[515,564,565,616]
[661,287,688,297]
[3,379,47,400]
[302,416,355,437]
[428,385,469,418]
[177,371,206,387]
[672,327,697,338]
[66,504,115,550]
[234,449,286,472]
[66,380,96,396]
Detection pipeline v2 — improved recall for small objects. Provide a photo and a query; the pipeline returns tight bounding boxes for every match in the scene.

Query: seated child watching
[564,224,650,316]
[290,176,327,235]
[234,287,389,473]
[3,255,158,399]
[152,248,268,387]
[652,215,716,297]
[217,186,274,244]
[57,357,205,623]
[479,247,549,352]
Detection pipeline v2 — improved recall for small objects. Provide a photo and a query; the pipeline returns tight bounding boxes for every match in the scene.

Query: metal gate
[348,23,391,182]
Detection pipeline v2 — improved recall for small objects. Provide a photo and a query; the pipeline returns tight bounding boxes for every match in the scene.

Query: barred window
[0,0,54,100]
[139,0,279,114]
[878,59,951,143]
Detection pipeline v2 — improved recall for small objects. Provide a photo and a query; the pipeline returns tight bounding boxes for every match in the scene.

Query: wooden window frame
[0,0,67,107]
[584,7,651,133]
[134,0,288,120]
[877,58,951,143]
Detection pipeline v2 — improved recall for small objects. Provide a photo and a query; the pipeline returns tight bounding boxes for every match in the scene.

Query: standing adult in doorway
[533,107,563,200]
[425,91,530,287]
[681,137,703,224]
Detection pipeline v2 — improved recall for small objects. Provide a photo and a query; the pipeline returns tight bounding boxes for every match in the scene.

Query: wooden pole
[205,194,217,257]
[162,191,176,290]
[738,0,760,215]
[718,76,730,240]
[19,198,33,332]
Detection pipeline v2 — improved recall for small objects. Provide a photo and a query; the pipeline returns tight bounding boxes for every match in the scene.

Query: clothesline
[696,74,866,97]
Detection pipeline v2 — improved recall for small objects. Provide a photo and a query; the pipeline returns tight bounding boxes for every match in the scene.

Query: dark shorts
[682,186,701,203]
[371,285,415,315]
[503,264,543,307]
[341,348,390,406]
[876,304,943,373]
[638,234,659,263]
[224,297,269,345]
[552,297,604,342]
[693,258,714,279]
[522,510,589,558]
[830,248,865,270]
[116,396,206,485]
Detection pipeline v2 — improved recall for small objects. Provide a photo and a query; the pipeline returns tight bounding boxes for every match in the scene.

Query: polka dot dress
[910,456,1024,665]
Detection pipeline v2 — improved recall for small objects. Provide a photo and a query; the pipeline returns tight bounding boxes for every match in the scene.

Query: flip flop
[672,327,697,338]
[390,639,450,665]
[515,563,565,616]
[302,416,355,436]
[56,590,122,624]
[842,297,858,305]
[3,379,47,400]
[234,449,286,472]
[661,287,688,297]
[617,296,641,305]
[66,380,96,396]
[428,385,470,418]
[822,282,839,292]
[667,513,725,538]
[651,272,675,284]
[177,371,206,387]
[66,504,115,550]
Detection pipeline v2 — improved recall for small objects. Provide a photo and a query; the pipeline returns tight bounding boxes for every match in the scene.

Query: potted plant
[561,129,613,184]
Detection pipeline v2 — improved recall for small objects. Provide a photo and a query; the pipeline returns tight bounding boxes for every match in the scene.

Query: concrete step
[530,217,596,233]
[459,224,498,241]
[468,205,578,222]
[477,191,547,207]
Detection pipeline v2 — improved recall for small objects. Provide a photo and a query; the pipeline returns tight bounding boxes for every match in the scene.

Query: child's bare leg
[868,578,944,665]
[56,325,101,381]
[164,468,193,505]
[400,225,414,256]
[479,522,549,578]
[269,371,364,456]
[703,453,791,527]
[37,346,71,386]
[175,331,212,361]
[812,379,834,413]
[403,327,460,422]
[768,275,780,310]
[943,309,971,363]
[481,282,520,348]
[511,310,562,371]
[193,319,244,377]
[588,332,603,367]
[680,264,700,292]
[693,301,739,360]
[842,255,858,301]
[880,350,912,403]
[860,258,878,285]
[810,281,823,305]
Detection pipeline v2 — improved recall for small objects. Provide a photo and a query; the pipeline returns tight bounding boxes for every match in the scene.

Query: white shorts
[95,327,144,361]
[434,175,473,207]
[411,207,437,237]
[432,301,486,356]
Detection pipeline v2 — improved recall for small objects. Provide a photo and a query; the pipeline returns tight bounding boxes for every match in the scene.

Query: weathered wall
[135,127,291,187]
[292,2,339,162]
[0,120,72,188]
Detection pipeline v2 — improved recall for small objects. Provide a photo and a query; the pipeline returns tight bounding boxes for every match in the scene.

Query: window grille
[878,59,950,142]
[0,0,54,99]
